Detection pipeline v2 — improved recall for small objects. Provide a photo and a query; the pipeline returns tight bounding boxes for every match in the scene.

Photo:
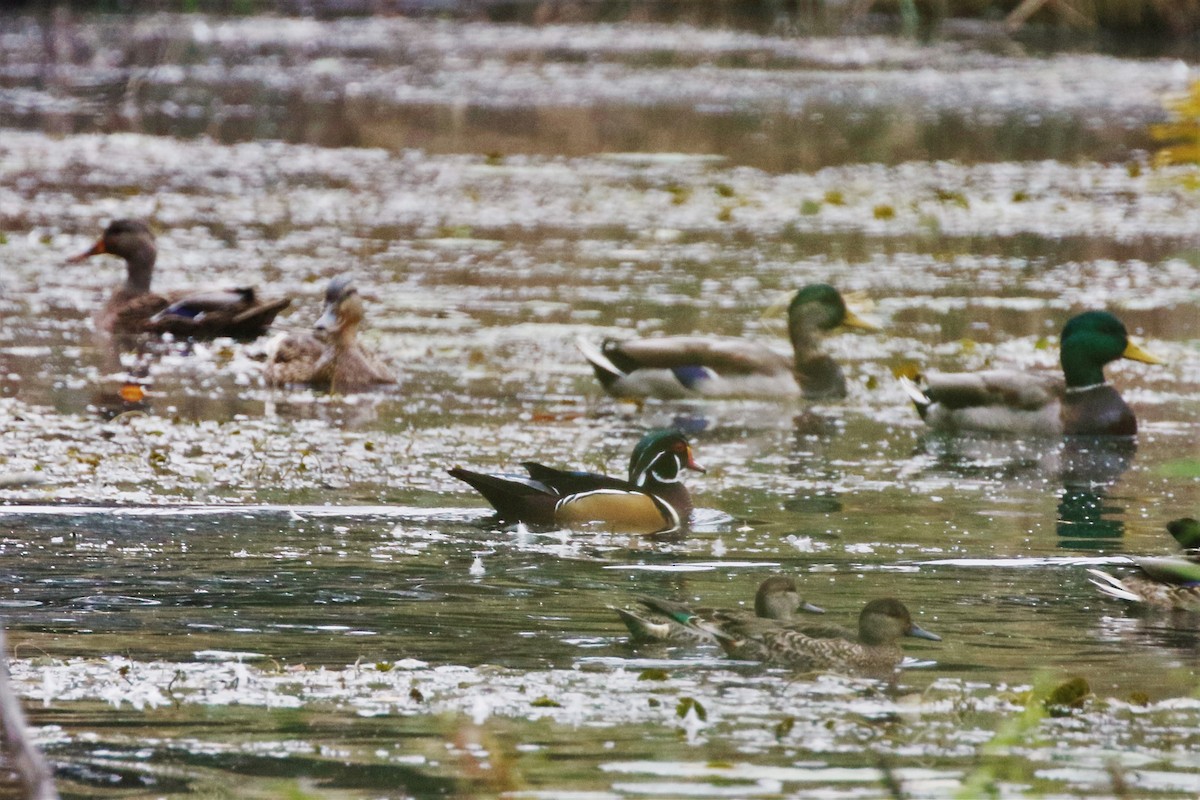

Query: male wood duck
[448,429,704,535]
[613,576,827,644]
[264,275,395,393]
[900,311,1164,436]
[671,597,940,676]
[69,219,290,340]
[1088,518,1200,612]
[577,283,879,401]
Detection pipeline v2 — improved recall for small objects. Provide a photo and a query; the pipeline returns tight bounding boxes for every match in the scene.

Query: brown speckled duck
[613,576,829,644]
[264,275,394,393]
[69,219,290,340]
[1088,518,1200,612]
[680,597,940,676]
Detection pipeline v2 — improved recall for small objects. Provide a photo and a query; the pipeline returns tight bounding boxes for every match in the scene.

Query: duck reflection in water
[1055,436,1136,550]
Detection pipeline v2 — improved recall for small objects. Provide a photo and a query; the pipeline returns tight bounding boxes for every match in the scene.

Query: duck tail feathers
[1086,568,1144,603]
[576,336,625,389]
[898,375,931,417]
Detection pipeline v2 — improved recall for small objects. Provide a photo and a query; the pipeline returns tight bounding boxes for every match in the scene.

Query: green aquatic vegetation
[800,199,821,215]
[531,696,562,708]
[638,668,670,681]
[873,204,895,220]
[823,190,845,205]
[714,183,735,198]
[675,697,706,722]
[1044,676,1091,717]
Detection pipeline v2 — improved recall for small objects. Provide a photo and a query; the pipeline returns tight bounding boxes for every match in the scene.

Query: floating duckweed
[873,204,895,220]
[531,696,562,708]
[823,190,845,205]
[800,199,821,215]
[714,183,735,198]
[638,668,670,681]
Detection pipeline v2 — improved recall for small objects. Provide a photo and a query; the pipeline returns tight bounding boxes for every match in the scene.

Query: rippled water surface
[1,8,1200,798]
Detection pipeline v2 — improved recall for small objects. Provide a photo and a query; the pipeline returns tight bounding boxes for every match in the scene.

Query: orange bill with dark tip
[68,237,107,263]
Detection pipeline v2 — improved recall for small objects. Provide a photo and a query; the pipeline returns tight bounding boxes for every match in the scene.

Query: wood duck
[673,597,940,676]
[900,311,1164,436]
[448,430,704,535]
[1088,518,1200,612]
[614,575,828,644]
[69,219,290,340]
[264,275,394,393]
[578,284,879,401]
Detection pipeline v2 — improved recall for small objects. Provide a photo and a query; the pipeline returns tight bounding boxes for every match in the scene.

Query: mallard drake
[1088,518,1200,612]
[448,429,704,535]
[578,283,879,400]
[675,597,940,676]
[264,275,394,393]
[900,310,1164,436]
[613,576,827,644]
[68,219,290,340]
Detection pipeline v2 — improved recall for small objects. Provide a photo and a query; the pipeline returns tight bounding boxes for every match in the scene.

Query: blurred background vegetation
[4,0,1200,38]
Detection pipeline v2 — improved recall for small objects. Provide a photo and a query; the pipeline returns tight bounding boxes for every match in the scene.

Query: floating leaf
[409,687,425,703]
[714,183,735,198]
[676,696,707,721]
[823,190,845,206]
[374,661,392,672]
[531,696,562,708]
[873,204,895,220]
[638,668,669,681]
[1044,676,1090,716]
[774,716,795,739]
[800,199,821,215]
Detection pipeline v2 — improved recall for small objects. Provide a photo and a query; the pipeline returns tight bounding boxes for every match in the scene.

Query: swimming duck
[448,429,704,535]
[676,597,940,675]
[264,275,395,393]
[69,219,290,340]
[578,283,879,400]
[613,576,827,644]
[1088,518,1200,612]
[900,310,1164,436]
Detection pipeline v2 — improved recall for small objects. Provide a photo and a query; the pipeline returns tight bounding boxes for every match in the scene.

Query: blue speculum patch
[671,365,711,389]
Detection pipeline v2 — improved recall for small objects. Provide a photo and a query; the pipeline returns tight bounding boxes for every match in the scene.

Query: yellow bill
[1122,340,1166,365]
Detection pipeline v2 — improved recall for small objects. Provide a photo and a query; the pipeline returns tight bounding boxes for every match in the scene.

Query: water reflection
[1056,437,1136,550]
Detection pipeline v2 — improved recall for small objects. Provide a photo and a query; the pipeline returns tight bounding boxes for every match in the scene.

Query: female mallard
[613,576,827,644]
[676,597,940,676]
[448,430,704,535]
[578,284,879,400]
[264,275,394,393]
[69,219,289,339]
[900,310,1164,436]
[1088,518,1200,612]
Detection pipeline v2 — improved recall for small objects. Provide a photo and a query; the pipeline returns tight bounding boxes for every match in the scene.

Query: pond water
[1,8,1200,799]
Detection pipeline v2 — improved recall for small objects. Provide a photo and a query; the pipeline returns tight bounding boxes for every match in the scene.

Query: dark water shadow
[1055,436,1136,551]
